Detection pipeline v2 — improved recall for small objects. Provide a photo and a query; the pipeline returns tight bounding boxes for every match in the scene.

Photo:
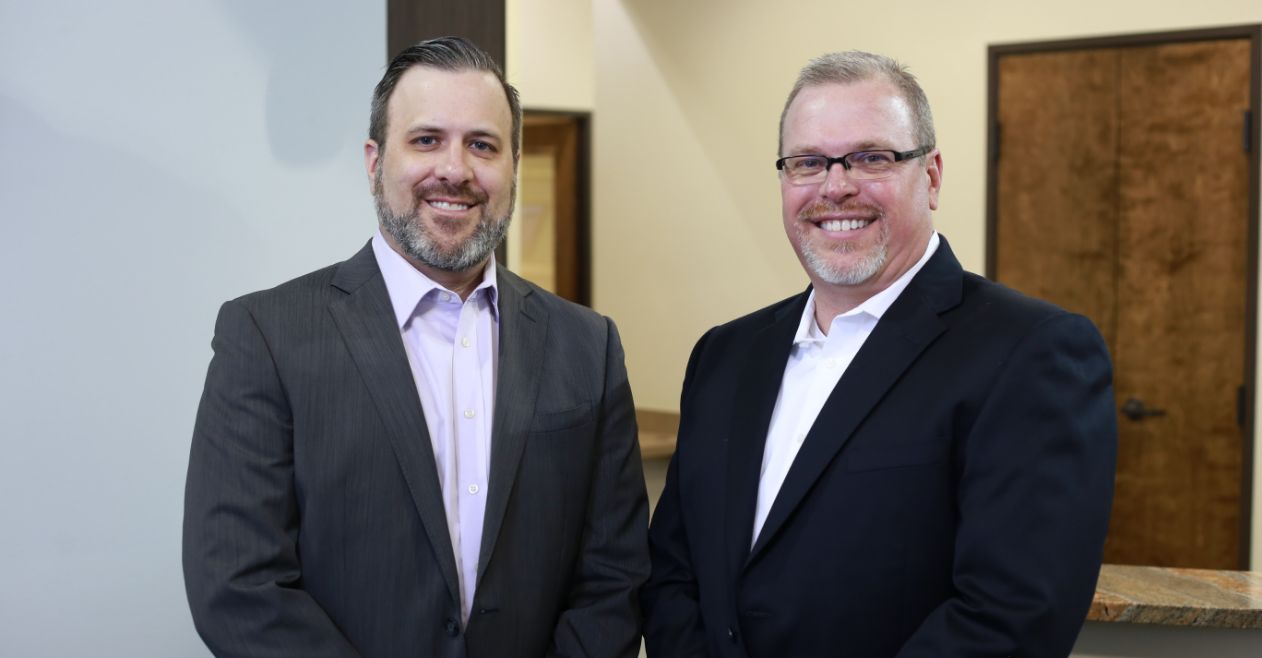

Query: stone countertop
[1089,564,1262,629]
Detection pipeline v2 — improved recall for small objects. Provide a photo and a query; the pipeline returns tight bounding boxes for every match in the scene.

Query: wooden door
[513,113,588,305]
[992,36,1256,568]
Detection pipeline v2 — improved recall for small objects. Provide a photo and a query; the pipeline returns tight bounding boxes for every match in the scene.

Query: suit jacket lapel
[725,294,805,583]
[326,242,461,603]
[477,268,547,582]
[747,238,965,562]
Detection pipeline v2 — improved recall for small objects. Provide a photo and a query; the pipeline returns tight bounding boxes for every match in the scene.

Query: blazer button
[445,618,459,637]
[727,627,738,643]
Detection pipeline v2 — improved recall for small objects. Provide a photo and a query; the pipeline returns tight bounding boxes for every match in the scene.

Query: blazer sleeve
[640,330,712,657]
[896,313,1117,658]
[182,299,361,658]
[547,317,651,658]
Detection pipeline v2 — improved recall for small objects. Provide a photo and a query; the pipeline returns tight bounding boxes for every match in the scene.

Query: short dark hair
[778,51,935,156]
[369,36,522,161]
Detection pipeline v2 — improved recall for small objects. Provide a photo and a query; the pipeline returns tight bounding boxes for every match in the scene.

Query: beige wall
[511,0,1262,567]
[507,0,594,110]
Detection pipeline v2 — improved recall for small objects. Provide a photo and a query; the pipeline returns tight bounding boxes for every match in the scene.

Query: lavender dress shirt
[372,231,499,624]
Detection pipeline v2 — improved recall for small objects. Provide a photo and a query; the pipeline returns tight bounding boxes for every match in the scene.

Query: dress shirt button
[445,618,459,637]
[796,433,806,444]
[464,409,475,419]
[823,358,837,369]
[440,292,452,302]
[468,484,479,495]
[461,336,471,348]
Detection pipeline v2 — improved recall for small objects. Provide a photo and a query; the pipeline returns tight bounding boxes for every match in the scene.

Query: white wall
[0,1,384,655]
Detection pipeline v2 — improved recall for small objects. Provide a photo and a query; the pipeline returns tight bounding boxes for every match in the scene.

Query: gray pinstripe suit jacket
[183,241,649,658]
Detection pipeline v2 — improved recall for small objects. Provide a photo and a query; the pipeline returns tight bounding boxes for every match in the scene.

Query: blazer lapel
[724,294,806,583]
[477,268,548,582]
[748,238,965,561]
[326,242,461,603]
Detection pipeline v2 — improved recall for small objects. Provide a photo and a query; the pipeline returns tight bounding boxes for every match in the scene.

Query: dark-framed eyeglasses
[775,146,935,185]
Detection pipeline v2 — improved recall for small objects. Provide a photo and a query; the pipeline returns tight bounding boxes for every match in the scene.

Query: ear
[364,139,381,193]
[925,149,943,211]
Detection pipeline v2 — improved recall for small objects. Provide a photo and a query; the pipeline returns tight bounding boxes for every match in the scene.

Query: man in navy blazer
[642,51,1116,657]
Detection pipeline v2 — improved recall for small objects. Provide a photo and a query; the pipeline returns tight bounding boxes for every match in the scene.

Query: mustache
[413,181,489,206]
[798,200,883,221]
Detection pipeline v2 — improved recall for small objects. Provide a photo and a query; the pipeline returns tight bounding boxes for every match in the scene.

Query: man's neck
[416,261,485,301]
[812,284,880,332]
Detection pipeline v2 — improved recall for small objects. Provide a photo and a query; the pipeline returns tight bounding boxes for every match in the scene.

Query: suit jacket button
[727,627,738,642]
[445,618,460,637]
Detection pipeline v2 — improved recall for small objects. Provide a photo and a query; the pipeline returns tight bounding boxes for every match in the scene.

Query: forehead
[782,79,915,152]
[386,66,512,137]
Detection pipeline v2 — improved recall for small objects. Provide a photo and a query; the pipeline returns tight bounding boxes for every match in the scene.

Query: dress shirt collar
[794,231,941,344]
[371,229,500,329]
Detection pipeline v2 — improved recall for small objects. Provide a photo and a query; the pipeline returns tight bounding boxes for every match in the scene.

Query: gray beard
[374,176,514,273]
[803,239,887,285]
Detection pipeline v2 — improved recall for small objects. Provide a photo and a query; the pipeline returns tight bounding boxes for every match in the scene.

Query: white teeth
[430,200,470,211]
[819,219,870,232]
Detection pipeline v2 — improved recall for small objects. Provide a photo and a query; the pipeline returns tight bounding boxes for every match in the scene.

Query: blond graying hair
[778,51,935,155]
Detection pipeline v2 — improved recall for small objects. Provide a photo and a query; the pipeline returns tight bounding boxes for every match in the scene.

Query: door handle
[1121,397,1167,421]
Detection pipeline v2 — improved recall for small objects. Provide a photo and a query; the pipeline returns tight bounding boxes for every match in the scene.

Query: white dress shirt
[752,232,940,545]
[372,231,499,623]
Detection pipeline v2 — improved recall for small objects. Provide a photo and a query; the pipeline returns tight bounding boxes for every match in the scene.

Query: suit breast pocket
[843,437,950,472]
[531,402,596,434]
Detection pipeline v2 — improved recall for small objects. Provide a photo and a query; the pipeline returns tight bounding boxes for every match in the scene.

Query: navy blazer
[642,237,1116,657]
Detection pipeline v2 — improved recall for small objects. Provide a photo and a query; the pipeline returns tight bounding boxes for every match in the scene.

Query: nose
[818,161,858,201]
[436,143,473,184]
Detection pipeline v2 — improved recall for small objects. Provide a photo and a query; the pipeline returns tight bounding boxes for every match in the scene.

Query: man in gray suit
[183,37,649,658]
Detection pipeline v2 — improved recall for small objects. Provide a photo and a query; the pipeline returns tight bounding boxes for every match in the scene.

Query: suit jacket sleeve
[640,330,712,657]
[896,313,1117,658]
[183,299,361,658]
[547,318,651,658]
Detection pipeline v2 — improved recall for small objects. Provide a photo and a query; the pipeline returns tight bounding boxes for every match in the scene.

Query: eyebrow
[403,124,503,143]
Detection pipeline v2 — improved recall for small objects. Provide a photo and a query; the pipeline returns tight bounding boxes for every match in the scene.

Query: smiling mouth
[427,199,474,211]
[817,218,871,232]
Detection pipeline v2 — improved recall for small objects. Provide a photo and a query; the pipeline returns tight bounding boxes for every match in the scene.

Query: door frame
[985,24,1262,567]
